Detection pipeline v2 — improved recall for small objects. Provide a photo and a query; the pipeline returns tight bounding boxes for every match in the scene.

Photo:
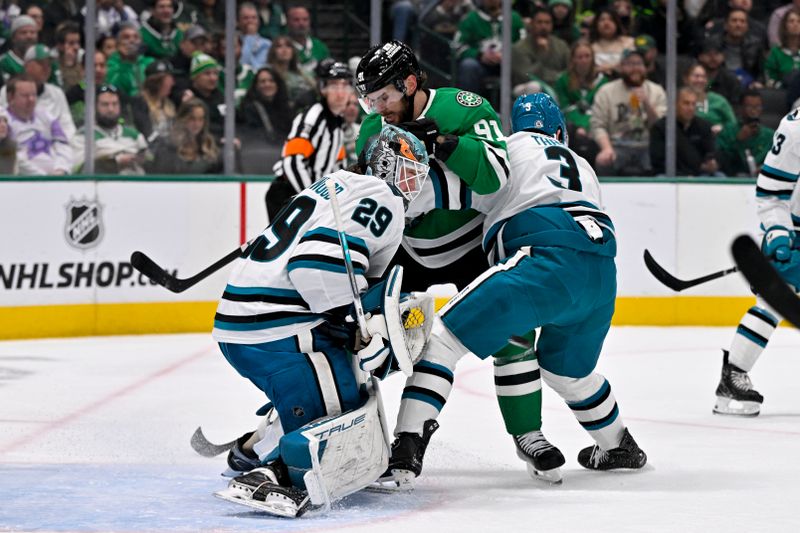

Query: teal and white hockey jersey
[756,109,800,231]
[212,169,405,344]
[406,129,613,263]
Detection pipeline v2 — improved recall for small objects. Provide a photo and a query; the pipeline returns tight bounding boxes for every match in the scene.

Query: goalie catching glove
[350,266,434,378]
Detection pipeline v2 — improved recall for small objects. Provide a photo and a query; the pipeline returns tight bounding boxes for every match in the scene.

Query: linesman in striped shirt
[266,59,353,220]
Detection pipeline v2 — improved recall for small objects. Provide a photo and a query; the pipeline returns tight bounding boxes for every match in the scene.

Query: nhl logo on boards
[65,199,103,249]
[456,91,483,107]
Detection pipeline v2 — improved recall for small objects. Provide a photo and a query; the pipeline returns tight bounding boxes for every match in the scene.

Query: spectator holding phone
[716,89,776,176]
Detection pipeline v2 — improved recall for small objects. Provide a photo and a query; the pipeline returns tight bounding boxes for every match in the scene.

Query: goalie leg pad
[279,385,389,506]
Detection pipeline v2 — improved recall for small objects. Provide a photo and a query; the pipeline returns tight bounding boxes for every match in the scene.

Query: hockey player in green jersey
[354,40,562,487]
[355,40,509,290]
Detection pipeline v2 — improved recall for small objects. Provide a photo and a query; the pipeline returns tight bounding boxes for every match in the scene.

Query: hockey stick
[731,235,800,329]
[643,249,738,292]
[190,426,237,457]
[326,178,370,336]
[130,240,252,293]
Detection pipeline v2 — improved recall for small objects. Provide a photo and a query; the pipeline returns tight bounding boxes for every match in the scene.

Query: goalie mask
[361,124,430,206]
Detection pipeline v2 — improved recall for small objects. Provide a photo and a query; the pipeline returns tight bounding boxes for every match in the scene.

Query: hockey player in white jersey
[384,93,647,488]
[211,124,433,517]
[713,109,800,416]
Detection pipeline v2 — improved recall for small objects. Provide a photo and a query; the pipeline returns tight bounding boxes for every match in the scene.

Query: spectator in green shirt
[0,16,38,83]
[107,22,155,98]
[453,0,524,97]
[554,39,609,164]
[286,5,330,76]
[765,7,800,89]
[140,0,184,59]
[716,89,776,177]
[683,61,737,136]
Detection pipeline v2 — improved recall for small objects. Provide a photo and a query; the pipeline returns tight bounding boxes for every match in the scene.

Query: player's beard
[381,92,415,124]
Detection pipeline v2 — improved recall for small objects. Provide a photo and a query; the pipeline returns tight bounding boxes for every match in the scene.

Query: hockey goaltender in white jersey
[211,125,434,517]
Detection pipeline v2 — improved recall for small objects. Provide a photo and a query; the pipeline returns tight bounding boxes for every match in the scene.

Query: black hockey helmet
[316,58,353,87]
[355,40,422,98]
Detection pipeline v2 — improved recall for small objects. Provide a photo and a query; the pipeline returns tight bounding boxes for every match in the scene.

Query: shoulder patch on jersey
[456,91,483,108]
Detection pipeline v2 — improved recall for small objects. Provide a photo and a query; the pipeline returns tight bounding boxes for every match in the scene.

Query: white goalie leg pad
[280,377,390,511]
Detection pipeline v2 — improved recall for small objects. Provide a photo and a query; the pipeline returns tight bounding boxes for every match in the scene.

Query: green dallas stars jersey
[356,87,510,269]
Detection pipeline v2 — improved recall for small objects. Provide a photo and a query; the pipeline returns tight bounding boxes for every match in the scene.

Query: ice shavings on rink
[1,327,799,532]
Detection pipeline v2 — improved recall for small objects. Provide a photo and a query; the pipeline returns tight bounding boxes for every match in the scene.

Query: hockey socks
[566,377,624,451]
[493,333,542,435]
[543,370,624,452]
[395,321,463,435]
[727,305,778,372]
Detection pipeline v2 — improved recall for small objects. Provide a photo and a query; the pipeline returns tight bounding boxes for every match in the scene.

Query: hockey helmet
[355,40,422,112]
[362,124,430,205]
[511,93,568,144]
[316,58,353,90]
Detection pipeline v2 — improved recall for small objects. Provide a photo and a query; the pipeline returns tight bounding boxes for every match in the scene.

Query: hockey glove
[355,314,392,378]
[762,226,794,262]
[773,250,800,292]
[396,118,440,156]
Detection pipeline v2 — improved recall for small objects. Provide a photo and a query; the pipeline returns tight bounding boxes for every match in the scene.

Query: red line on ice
[0,347,214,456]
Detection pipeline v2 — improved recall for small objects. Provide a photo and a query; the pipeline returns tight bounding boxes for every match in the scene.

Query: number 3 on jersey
[352,198,393,237]
[545,146,582,192]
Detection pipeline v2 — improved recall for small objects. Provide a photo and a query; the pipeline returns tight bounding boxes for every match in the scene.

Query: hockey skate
[513,430,565,484]
[222,431,261,477]
[577,428,647,471]
[713,350,764,417]
[371,419,439,492]
[215,461,311,518]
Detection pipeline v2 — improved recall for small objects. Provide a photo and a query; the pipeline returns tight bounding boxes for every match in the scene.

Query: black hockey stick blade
[643,249,738,292]
[731,235,800,329]
[190,426,237,458]
[131,243,249,294]
[130,251,187,292]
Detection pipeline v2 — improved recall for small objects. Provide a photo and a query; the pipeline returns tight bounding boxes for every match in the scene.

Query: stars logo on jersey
[65,198,103,249]
[456,91,483,107]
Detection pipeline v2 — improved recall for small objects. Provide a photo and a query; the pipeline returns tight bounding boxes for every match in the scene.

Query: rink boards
[0,178,761,339]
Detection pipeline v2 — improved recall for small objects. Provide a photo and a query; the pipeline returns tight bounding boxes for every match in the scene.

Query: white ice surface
[1,327,799,532]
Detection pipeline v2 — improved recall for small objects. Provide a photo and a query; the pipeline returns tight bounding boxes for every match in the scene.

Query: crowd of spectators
[0,0,344,176]
[405,0,796,177]
[0,0,797,178]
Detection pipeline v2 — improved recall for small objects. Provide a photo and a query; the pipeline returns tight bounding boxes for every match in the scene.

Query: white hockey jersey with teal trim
[406,130,611,261]
[756,109,800,231]
[212,169,405,344]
